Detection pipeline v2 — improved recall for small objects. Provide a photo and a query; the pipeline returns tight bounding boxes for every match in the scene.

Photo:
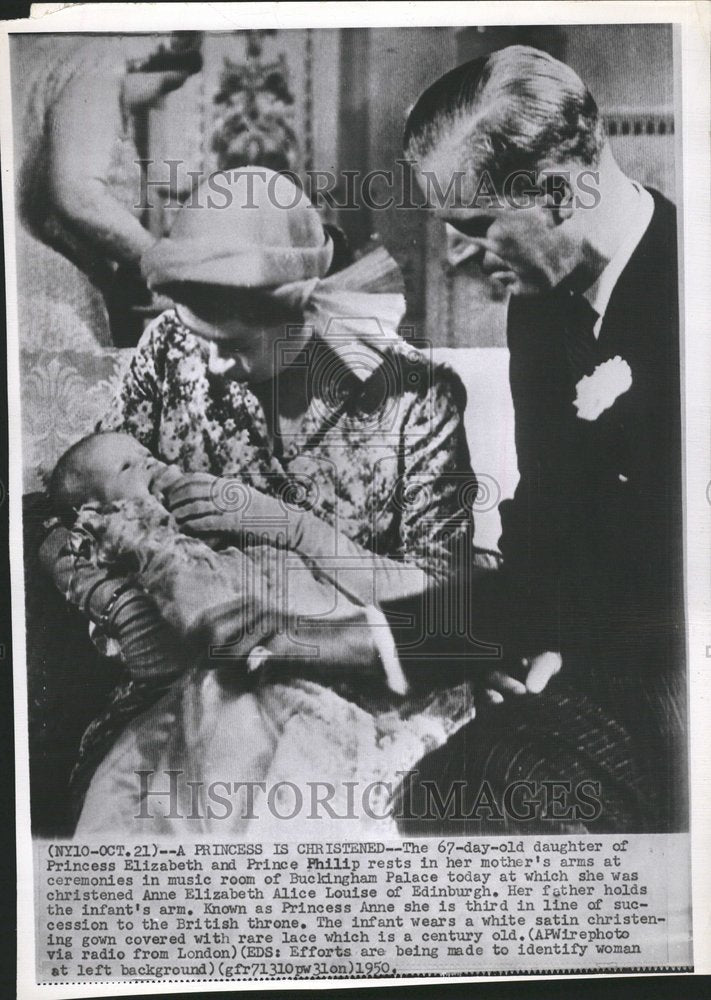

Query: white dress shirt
[583,182,655,338]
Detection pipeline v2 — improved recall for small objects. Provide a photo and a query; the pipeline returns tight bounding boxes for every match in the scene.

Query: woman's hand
[165,473,287,541]
[121,70,196,112]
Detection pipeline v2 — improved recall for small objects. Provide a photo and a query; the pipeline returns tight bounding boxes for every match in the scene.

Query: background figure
[14,33,201,352]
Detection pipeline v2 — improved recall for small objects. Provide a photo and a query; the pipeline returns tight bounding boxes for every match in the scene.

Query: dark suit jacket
[499,190,685,822]
[501,189,682,662]
[404,194,685,834]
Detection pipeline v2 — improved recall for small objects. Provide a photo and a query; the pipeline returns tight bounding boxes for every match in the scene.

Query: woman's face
[171,284,304,383]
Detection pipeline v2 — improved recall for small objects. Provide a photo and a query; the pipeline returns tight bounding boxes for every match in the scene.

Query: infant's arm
[39,521,186,680]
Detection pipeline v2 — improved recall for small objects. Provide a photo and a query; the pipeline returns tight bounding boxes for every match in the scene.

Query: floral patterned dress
[74,309,479,835]
[99,310,475,577]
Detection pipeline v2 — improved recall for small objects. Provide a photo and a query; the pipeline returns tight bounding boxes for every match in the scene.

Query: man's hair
[404,45,604,190]
[49,434,101,511]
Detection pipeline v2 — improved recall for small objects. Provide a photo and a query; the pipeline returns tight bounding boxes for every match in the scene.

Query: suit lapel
[594,193,679,478]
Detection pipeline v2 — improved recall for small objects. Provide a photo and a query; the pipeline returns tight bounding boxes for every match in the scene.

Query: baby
[50,431,181,512]
[48,431,402,689]
[50,431,292,674]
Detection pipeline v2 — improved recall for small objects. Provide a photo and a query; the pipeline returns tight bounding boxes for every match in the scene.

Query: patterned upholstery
[21,348,133,493]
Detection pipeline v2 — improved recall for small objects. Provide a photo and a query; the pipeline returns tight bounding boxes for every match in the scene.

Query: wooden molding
[603,108,675,138]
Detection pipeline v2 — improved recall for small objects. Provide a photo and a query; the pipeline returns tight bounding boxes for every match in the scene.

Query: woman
[17,34,203,494]
[15,33,201,353]
[41,168,478,836]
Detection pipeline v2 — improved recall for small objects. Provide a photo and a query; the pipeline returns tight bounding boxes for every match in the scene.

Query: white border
[2,2,709,996]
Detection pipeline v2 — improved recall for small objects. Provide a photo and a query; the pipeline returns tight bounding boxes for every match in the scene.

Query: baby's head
[50,432,172,512]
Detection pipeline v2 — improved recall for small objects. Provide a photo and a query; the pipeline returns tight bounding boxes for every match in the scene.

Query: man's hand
[483,650,562,703]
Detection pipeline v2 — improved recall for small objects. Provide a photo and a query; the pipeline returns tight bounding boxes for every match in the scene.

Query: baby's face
[83,435,173,504]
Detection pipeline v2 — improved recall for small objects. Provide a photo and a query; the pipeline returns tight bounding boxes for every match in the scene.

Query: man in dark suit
[400,45,685,831]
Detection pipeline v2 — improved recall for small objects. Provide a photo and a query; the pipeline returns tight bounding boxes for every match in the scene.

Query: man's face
[435,202,578,297]
[416,143,582,296]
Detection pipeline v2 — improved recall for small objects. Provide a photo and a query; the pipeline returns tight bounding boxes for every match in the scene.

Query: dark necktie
[562,292,600,385]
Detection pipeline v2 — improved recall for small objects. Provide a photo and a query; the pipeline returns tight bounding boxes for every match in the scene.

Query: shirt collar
[582,183,654,333]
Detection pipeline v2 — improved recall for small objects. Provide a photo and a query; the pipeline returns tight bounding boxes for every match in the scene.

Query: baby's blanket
[76,667,476,838]
[72,498,477,837]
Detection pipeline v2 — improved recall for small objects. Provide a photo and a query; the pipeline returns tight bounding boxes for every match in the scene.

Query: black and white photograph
[2,2,708,993]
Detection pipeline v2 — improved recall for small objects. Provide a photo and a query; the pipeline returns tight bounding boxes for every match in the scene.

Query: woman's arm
[169,364,475,610]
[47,73,155,266]
[47,67,196,267]
[81,516,396,683]
[167,364,480,678]
[175,566,394,682]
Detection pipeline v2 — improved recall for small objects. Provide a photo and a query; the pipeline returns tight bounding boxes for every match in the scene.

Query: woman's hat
[141,167,334,291]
